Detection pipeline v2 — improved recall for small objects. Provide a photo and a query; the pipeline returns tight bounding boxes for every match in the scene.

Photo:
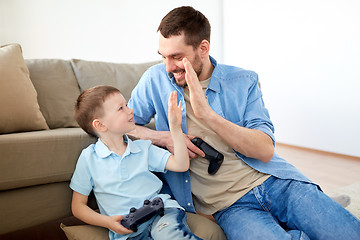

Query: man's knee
[186,212,226,240]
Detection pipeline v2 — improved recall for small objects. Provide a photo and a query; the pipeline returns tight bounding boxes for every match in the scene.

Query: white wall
[224,0,360,157]
[1,0,359,157]
[0,0,223,63]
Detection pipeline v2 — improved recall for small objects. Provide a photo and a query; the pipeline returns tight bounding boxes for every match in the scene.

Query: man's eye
[174,56,182,60]
[119,107,123,111]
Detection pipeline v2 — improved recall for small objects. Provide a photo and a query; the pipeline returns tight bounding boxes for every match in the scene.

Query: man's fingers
[188,149,197,159]
[185,136,205,157]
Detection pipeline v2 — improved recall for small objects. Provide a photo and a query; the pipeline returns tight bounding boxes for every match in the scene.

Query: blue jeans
[214,176,360,240]
[128,208,202,240]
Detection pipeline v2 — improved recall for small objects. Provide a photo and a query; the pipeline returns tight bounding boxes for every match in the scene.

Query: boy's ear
[92,119,107,132]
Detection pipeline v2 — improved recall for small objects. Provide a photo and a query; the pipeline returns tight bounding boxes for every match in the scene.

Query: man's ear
[92,119,107,132]
[199,39,210,57]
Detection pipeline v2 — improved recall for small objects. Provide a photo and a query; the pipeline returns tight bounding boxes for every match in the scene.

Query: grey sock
[331,194,351,208]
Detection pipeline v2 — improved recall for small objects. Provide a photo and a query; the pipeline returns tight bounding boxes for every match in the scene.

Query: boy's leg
[264,177,360,240]
[186,212,226,240]
[150,208,203,240]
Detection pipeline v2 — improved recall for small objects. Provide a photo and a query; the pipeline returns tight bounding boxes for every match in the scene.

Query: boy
[71,85,202,240]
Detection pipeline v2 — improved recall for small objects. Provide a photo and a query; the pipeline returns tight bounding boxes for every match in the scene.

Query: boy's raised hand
[168,91,182,130]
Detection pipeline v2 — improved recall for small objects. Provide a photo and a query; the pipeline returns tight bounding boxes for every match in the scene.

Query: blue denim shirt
[128,56,312,213]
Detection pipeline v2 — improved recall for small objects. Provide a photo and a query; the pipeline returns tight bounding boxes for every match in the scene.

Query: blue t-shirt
[128,56,313,213]
[70,135,181,240]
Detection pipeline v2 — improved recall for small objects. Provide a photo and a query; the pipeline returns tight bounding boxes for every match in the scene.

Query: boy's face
[98,92,135,135]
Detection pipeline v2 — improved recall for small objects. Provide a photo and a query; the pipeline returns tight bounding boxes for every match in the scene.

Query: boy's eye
[119,107,123,111]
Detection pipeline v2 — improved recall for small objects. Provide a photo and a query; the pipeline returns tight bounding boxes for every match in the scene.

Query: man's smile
[173,70,185,80]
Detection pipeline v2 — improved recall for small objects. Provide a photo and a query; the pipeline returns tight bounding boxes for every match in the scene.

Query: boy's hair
[74,85,120,137]
[157,6,211,49]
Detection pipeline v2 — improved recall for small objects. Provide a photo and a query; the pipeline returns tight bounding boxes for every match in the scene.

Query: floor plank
[275,143,360,193]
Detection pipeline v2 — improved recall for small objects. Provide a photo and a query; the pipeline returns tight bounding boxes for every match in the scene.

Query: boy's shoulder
[130,138,153,149]
[78,143,97,160]
[129,138,167,154]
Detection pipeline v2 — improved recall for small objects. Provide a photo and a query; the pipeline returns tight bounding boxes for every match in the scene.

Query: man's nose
[164,58,176,73]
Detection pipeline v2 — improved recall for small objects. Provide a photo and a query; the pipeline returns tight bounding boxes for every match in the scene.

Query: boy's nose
[128,107,134,114]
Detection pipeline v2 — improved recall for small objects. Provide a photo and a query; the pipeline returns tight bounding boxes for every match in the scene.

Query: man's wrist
[151,130,171,147]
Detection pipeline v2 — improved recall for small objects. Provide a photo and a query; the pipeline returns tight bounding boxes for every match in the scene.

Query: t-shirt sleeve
[70,152,93,196]
[147,144,172,173]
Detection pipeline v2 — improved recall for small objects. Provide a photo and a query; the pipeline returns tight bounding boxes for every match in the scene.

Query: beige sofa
[0,44,225,240]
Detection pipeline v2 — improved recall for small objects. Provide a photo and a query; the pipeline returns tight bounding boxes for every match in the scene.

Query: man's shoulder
[217,63,258,80]
[213,64,259,88]
[143,62,167,77]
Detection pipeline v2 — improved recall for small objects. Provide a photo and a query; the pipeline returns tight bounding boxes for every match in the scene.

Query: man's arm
[71,191,133,235]
[183,58,274,163]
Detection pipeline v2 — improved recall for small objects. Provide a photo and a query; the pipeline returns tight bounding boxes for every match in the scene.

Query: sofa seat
[0,128,95,234]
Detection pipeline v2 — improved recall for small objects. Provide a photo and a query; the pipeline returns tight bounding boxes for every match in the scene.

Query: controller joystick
[191,137,224,175]
[121,197,164,232]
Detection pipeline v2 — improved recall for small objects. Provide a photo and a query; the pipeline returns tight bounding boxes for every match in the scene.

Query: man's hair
[74,85,120,137]
[157,6,211,49]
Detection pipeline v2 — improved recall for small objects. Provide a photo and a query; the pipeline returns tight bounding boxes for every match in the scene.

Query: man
[128,6,360,240]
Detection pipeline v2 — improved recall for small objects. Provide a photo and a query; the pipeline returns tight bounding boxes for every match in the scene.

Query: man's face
[158,33,203,87]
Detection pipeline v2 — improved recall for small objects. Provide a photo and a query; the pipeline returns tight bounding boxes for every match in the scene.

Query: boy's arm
[165,91,190,172]
[71,191,133,235]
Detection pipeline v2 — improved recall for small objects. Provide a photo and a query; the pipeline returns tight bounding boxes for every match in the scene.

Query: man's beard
[175,54,203,88]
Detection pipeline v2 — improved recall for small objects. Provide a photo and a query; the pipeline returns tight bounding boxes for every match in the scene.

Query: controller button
[144,200,150,205]
[130,207,136,213]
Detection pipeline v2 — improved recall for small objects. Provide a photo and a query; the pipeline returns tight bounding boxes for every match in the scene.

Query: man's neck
[198,57,215,81]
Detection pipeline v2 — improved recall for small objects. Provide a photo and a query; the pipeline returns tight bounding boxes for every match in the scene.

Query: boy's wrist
[169,125,183,134]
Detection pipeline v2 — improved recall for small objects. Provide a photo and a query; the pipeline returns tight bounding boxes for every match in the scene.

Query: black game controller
[191,137,224,175]
[121,197,164,232]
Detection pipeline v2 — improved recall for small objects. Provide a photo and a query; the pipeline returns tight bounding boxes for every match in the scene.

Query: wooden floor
[275,143,360,194]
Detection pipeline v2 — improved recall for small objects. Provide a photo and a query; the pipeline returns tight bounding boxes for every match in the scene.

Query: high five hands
[182,57,213,120]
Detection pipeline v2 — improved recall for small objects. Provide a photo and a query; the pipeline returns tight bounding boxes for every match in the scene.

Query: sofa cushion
[26,59,80,129]
[70,59,161,101]
[0,44,49,134]
[0,128,96,191]
[60,223,109,240]
[0,182,73,235]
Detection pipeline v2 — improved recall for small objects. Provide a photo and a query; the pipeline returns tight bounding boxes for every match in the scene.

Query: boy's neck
[100,134,127,156]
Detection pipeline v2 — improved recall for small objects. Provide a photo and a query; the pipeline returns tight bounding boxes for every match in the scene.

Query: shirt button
[187,203,191,206]
[185,179,188,183]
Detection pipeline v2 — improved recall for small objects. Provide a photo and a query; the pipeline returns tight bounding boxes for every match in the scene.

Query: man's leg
[263,177,360,240]
[151,208,203,240]
[213,189,309,240]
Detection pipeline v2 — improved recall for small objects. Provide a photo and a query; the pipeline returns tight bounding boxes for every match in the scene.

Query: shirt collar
[94,135,141,158]
[207,56,222,93]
